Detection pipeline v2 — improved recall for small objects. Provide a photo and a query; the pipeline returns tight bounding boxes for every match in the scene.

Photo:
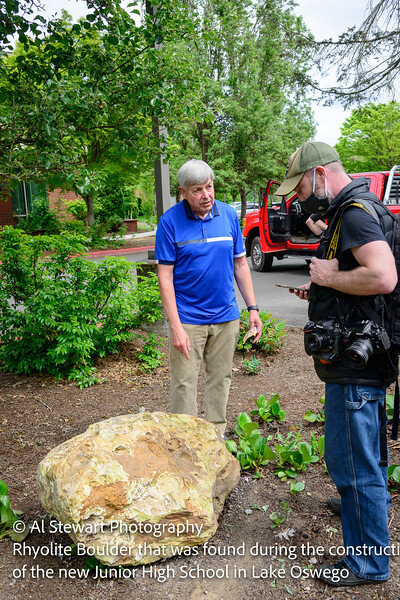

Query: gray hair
[177,159,214,191]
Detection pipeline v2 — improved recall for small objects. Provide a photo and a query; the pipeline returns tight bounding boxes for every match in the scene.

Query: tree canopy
[0,1,207,222]
[169,0,314,214]
[335,101,400,172]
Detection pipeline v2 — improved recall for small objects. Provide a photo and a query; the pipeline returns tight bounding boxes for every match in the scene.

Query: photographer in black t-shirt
[276,141,398,588]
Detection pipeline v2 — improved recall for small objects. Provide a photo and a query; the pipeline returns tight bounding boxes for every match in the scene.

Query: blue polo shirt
[155,199,245,325]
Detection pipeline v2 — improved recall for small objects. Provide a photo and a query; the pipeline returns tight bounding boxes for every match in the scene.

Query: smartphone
[275,283,305,292]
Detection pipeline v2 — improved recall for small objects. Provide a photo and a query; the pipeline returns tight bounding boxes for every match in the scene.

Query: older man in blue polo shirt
[155,159,262,434]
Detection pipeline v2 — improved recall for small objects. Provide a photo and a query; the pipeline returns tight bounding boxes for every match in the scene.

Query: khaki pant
[169,320,240,434]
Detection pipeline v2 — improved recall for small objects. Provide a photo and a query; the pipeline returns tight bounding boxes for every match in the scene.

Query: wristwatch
[247,305,259,312]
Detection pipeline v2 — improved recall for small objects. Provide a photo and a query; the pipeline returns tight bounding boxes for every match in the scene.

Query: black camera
[304,319,342,364]
[342,321,391,370]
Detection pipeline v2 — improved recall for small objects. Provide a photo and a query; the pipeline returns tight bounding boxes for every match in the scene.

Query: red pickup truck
[242,166,400,271]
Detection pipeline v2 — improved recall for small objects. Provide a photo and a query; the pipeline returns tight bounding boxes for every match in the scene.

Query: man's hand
[249,310,263,342]
[170,325,191,360]
[309,257,339,287]
[293,282,311,300]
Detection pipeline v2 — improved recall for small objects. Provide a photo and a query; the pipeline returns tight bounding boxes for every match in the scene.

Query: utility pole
[145,1,172,222]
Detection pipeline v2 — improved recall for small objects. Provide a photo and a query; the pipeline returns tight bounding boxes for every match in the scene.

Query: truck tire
[250,236,273,272]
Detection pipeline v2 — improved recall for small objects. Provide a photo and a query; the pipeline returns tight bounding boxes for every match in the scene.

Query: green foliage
[67,199,87,222]
[19,198,62,235]
[388,465,400,490]
[242,357,262,375]
[0,2,207,224]
[336,102,400,172]
[62,220,88,236]
[85,221,126,249]
[304,397,325,423]
[227,412,276,476]
[169,0,314,203]
[237,310,286,354]
[251,393,285,423]
[269,501,291,529]
[0,228,163,384]
[386,393,396,421]
[274,430,324,489]
[0,479,28,541]
[137,333,165,373]
[290,480,305,495]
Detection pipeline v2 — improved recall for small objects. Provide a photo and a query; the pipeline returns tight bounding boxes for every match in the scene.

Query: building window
[11,182,47,216]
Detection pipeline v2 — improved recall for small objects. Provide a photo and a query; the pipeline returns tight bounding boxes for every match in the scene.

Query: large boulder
[37,412,240,566]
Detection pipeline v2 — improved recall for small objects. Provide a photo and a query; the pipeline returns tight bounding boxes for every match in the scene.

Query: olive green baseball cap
[276,141,340,196]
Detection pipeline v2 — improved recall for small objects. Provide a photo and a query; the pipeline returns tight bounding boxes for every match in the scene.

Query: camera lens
[307,333,325,352]
[343,339,374,369]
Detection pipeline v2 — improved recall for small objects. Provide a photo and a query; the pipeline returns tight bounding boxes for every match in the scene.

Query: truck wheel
[250,236,273,272]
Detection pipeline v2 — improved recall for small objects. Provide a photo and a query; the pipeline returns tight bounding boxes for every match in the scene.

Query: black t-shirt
[338,206,387,270]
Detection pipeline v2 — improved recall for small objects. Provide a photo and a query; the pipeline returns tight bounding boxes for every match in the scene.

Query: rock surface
[37,412,240,566]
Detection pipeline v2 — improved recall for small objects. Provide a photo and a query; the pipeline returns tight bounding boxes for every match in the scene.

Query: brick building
[0,182,80,227]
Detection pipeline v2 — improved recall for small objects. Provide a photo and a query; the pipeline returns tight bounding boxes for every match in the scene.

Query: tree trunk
[239,187,247,221]
[83,193,94,226]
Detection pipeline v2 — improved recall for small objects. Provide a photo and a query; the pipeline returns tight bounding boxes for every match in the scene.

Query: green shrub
[0,228,163,386]
[137,332,165,372]
[20,198,62,234]
[237,310,286,353]
[226,412,276,477]
[62,220,88,236]
[66,199,87,222]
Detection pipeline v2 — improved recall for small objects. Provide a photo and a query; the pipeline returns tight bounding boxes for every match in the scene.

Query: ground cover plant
[0,228,163,387]
[241,357,262,374]
[237,310,286,353]
[251,393,285,422]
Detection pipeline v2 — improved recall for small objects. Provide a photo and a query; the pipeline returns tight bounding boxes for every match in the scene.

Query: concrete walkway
[86,226,156,259]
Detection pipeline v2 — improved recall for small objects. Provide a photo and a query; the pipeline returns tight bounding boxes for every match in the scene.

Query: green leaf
[225,439,238,454]
[0,481,9,496]
[237,412,252,430]
[389,465,400,484]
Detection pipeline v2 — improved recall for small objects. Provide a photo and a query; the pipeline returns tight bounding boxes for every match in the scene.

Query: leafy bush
[62,220,88,236]
[242,357,261,374]
[0,228,163,386]
[274,430,324,482]
[237,310,286,353]
[66,199,87,222]
[251,393,285,422]
[225,412,276,477]
[105,214,124,233]
[20,198,62,235]
[85,221,126,249]
[137,332,165,372]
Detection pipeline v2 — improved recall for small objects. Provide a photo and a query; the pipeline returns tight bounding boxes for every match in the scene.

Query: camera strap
[325,200,377,261]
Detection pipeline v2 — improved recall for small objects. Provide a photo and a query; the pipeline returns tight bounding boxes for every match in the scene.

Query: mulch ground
[0,327,399,600]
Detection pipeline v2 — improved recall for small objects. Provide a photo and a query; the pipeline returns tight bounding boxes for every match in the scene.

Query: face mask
[301,169,330,215]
